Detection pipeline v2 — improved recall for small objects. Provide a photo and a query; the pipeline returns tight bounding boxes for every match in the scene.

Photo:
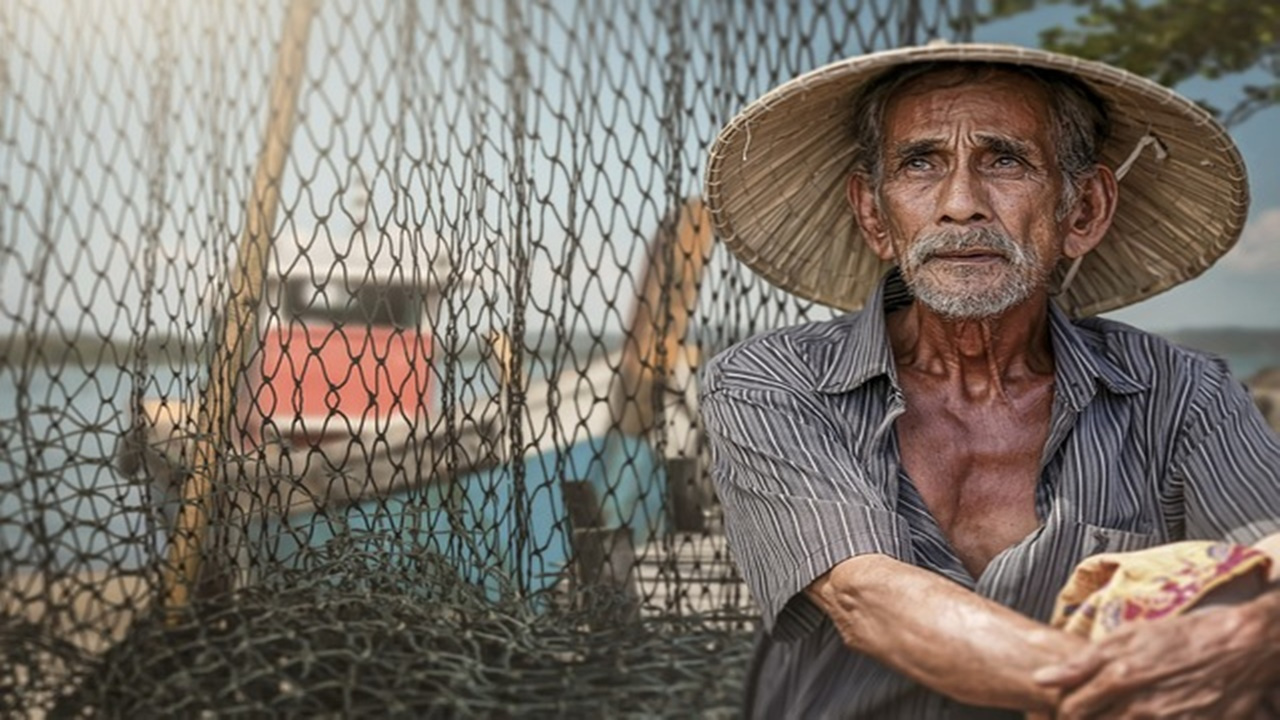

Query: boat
[117,206,498,501]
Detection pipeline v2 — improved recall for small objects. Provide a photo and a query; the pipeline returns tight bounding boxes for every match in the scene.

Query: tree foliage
[987,0,1280,126]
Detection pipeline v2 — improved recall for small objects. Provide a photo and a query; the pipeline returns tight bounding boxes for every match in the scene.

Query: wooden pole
[162,0,318,616]
[614,198,714,437]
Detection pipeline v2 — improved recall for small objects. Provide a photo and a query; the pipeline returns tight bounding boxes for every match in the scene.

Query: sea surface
[0,361,157,572]
[1225,353,1278,382]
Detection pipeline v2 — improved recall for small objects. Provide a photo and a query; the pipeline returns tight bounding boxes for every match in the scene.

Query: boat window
[285,279,422,328]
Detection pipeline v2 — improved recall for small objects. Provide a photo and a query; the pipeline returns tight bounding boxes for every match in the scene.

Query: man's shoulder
[1071,315,1233,389]
[702,313,868,394]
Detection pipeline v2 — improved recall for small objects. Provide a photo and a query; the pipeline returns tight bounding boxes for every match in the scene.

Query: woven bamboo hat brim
[704,43,1249,317]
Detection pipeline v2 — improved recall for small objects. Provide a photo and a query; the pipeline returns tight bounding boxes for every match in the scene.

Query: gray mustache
[907,227,1026,265]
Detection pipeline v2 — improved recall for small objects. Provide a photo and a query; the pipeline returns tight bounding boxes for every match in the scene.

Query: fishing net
[50,532,756,718]
[0,0,974,716]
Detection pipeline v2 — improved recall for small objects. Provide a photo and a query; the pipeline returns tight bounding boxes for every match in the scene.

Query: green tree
[988,0,1280,126]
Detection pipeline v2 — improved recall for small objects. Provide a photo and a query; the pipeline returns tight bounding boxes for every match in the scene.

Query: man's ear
[1061,165,1118,259]
[847,173,895,261]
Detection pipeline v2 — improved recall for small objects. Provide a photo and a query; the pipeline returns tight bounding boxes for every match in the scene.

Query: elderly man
[701,44,1280,718]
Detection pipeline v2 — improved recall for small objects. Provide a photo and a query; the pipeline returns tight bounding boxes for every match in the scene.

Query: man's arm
[1034,364,1280,718]
[808,553,1088,713]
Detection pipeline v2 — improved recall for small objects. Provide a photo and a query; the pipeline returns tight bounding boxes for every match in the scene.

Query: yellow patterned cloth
[1050,540,1272,640]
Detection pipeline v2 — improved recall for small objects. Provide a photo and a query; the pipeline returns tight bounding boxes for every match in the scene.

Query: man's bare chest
[895,386,1053,576]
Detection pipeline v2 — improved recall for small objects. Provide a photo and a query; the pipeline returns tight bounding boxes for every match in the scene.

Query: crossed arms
[809,543,1280,717]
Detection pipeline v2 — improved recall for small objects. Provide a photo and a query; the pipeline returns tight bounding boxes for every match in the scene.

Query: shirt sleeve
[1171,359,1280,545]
[700,343,914,639]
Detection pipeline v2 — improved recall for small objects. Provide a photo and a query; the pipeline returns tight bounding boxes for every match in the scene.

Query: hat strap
[1114,134,1168,181]
[1057,133,1168,298]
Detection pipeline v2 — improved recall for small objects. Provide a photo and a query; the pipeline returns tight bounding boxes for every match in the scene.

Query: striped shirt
[700,272,1280,719]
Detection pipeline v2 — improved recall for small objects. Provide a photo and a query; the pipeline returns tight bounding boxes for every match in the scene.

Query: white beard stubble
[898,227,1045,320]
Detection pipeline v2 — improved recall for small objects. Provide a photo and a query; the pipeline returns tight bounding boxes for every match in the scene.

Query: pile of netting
[2,534,755,719]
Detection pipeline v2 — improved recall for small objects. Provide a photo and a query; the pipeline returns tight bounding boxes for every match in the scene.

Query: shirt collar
[1048,301,1149,410]
[814,270,907,394]
[813,270,1149,404]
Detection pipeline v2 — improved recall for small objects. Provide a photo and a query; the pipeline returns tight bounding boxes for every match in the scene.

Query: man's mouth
[927,249,1009,263]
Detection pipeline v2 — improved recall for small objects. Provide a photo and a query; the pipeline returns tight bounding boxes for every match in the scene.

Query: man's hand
[1034,603,1278,719]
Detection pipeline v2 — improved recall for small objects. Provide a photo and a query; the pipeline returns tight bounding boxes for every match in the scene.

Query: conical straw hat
[704,43,1250,317]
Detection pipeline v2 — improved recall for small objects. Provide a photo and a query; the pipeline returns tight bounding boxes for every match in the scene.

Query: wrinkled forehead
[886,63,1054,115]
[889,66,1056,137]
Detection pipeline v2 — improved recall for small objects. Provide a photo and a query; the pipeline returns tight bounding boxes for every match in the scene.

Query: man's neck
[885,292,1056,402]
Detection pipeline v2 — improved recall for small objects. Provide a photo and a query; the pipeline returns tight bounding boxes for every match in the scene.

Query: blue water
[258,433,665,595]
[0,361,668,597]
[1226,353,1277,382]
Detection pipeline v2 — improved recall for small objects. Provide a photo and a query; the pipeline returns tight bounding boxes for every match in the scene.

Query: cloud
[1221,207,1280,272]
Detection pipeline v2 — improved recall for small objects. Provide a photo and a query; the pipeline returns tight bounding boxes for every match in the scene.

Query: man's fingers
[1033,651,1106,689]
[1223,690,1267,719]
[1060,686,1264,720]
[1055,684,1122,719]
[1052,660,1142,719]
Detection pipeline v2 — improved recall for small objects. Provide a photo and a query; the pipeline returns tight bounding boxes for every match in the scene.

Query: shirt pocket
[1076,522,1161,558]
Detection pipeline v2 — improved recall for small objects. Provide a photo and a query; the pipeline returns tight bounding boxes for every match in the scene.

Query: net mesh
[0,1,974,715]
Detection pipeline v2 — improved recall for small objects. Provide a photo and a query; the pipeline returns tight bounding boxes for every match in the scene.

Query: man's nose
[937,167,991,225]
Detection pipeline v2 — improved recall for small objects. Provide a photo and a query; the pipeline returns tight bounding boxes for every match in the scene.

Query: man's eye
[992,155,1022,168]
[904,157,932,171]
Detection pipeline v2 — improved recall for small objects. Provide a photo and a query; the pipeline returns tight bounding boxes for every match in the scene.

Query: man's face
[870,69,1068,319]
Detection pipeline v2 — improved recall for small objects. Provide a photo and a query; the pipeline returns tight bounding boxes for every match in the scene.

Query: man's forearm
[806,553,1087,713]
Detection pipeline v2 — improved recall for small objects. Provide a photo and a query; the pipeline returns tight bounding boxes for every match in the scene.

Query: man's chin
[910,268,1012,297]
[907,279,1031,320]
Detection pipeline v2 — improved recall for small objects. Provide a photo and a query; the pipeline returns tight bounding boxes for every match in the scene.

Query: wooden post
[162,0,318,616]
[614,198,714,437]
[562,480,640,622]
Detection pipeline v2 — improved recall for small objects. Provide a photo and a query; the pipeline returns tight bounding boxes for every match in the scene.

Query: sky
[975,6,1280,331]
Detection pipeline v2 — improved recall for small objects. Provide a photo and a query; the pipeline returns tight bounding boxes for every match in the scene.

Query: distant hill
[1160,328,1280,358]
